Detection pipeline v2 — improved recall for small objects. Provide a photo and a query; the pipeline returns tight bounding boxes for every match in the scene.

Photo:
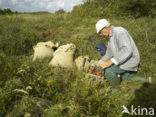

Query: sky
[0,0,85,13]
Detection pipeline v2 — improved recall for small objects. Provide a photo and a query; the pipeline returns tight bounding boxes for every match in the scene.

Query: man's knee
[104,67,117,80]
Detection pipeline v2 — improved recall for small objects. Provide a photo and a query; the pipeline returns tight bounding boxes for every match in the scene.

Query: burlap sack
[49,43,76,68]
[33,41,59,61]
[75,55,90,70]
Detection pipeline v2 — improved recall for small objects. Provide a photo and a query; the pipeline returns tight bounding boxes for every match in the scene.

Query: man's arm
[100,42,113,61]
[111,31,133,65]
[97,42,113,67]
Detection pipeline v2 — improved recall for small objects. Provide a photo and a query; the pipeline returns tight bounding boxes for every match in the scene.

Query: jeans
[104,65,132,81]
[102,65,149,83]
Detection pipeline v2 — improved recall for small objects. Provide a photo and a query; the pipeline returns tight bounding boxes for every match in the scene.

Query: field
[0,0,156,116]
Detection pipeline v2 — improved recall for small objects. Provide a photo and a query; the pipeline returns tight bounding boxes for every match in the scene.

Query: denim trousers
[104,65,132,81]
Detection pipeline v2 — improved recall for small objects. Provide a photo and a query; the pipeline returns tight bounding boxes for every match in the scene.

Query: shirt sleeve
[110,58,118,65]
[112,31,133,65]
[100,42,113,61]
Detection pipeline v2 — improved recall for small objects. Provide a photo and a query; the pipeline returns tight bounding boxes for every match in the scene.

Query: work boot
[125,75,152,84]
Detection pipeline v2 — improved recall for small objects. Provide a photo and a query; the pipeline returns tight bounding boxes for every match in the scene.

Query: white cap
[96,19,110,34]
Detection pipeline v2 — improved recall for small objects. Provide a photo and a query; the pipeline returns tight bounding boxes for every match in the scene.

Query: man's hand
[99,60,113,69]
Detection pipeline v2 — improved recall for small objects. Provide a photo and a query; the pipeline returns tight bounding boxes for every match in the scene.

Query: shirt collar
[109,26,114,38]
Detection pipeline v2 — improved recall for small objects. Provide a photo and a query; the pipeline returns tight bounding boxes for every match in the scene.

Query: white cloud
[46,0,84,11]
[25,0,32,2]
[46,1,65,10]
[39,2,45,8]
[11,0,18,5]
[46,2,53,9]
[56,1,65,8]
[43,0,52,2]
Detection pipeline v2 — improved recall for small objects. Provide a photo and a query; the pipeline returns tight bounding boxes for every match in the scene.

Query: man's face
[99,27,110,37]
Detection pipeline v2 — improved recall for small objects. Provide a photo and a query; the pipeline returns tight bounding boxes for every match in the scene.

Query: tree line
[0,8,18,15]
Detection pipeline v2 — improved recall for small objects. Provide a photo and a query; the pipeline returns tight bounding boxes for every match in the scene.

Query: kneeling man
[96,19,140,92]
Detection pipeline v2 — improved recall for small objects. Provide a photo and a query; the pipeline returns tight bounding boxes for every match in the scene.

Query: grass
[0,3,156,116]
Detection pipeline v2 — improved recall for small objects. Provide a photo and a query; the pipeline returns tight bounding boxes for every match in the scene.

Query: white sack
[49,43,76,68]
[75,55,90,70]
[33,41,59,61]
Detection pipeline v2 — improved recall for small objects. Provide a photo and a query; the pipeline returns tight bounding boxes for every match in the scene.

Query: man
[95,19,141,92]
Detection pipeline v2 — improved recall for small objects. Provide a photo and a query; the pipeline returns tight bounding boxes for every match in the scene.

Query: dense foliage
[72,0,156,18]
[0,0,156,116]
[0,8,18,15]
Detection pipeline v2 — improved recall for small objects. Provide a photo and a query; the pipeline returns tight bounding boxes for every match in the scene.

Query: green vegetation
[0,0,156,116]
[0,8,18,15]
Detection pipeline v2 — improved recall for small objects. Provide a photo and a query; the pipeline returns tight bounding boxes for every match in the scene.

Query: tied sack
[33,41,59,61]
[75,55,90,70]
[49,43,76,68]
